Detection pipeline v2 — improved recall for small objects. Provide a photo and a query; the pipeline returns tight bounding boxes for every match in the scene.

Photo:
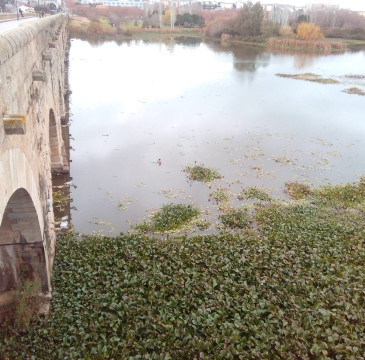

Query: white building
[102,0,143,7]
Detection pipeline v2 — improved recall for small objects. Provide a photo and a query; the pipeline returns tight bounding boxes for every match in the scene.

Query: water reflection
[68,37,365,235]
[205,42,270,73]
[174,36,202,46]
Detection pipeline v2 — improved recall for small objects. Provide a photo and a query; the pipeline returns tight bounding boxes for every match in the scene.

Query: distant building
[307,3,339,12]
[198,0,247,10]
[263,4,298,26]
[80,0,143,7]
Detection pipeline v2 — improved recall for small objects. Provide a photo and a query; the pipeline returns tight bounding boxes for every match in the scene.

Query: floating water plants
[209,187,230,203]
[276,73,339,84]
[184,164,222,182]
[1,178,364,359]
[238,186,271,201]
[219,207,249,229]
[285,181,312,199]
[133,203,200,233]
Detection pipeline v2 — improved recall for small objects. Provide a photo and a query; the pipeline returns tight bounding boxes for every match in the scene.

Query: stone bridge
[0,14,69,316]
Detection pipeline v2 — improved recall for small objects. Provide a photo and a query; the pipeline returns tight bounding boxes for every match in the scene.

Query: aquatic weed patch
[238,186,271,201]
[276,73,339,84]
[1,180,364,359]
[310,177,365,208]
[133,203,200,233]
[209,186,230,204]
[184,164,222,182]
[219,207,250,229]
[342,87,365,96]
[285,182,312,199]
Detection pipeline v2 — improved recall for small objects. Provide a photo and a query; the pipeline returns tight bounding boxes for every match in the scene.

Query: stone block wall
[0,14,69,314]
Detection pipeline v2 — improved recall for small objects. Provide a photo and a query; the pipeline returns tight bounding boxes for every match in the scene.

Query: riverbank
[68,16,365,52]
[1,178,364,359]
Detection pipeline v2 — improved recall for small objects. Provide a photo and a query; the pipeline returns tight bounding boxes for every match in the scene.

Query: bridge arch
[0,189,50,300]
[0,149,51,309]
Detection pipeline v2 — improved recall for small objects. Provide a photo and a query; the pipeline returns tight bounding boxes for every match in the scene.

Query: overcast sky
[258,1,365,11]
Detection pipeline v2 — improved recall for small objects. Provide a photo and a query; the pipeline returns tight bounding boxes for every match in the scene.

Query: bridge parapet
[0,14,69,318]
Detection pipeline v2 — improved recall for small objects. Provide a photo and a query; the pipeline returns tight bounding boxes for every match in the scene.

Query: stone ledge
[2,114,26,134]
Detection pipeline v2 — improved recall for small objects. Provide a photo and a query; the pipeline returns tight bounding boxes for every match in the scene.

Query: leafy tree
[297,22,324,40]
[261,19,280,37]
[175,13,205,27]
[232,2,264,37]
[163,9,170,25]
[297,14,310,23]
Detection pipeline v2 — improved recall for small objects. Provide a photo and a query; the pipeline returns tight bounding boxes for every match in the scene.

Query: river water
[66,37,365,235]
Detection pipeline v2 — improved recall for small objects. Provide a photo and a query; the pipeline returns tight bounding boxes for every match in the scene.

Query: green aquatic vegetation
[118,195,133,210]
[239,186,271,201]
[1,179,364,359]
[311,176,365,208]
[133,203,200,233]
[184,164,222,182]
[209,187,230,203]
[194,218,211,231]
[285,181,312,199]
[219,207,249,229]
[52,190,71,212]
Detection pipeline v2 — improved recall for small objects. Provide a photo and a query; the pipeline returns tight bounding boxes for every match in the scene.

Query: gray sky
[258,1,365,11]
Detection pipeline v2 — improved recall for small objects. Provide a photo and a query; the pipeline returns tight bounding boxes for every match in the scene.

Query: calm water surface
[67,38,365,235]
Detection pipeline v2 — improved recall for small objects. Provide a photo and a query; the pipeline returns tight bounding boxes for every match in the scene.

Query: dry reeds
[267,38,347,52]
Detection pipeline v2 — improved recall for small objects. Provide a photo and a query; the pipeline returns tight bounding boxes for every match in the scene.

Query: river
[65,37,365,235]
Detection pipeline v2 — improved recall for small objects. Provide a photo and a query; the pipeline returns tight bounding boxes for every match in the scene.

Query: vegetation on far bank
[67,1,365,51]
[1,178,364,359]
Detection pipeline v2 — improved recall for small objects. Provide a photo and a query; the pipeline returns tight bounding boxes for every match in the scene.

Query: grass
[184,164,222,183]
[276,73,339,84]
[1,178,364,359]
[342,87,365,96]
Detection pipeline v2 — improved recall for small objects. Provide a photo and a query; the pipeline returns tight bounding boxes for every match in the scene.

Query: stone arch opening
[0,188,50,309]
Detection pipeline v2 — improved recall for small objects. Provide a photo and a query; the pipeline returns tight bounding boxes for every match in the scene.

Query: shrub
[297,22,324,41]
[205,17,232,38]
[279,25,294,37]
[86,21,116,36]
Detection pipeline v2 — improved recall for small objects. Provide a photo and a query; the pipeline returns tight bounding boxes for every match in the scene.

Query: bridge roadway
[0,14,69,318]
[0,17,38,33]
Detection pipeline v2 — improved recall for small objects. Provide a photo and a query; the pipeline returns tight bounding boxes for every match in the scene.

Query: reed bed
[267,37,347,52]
